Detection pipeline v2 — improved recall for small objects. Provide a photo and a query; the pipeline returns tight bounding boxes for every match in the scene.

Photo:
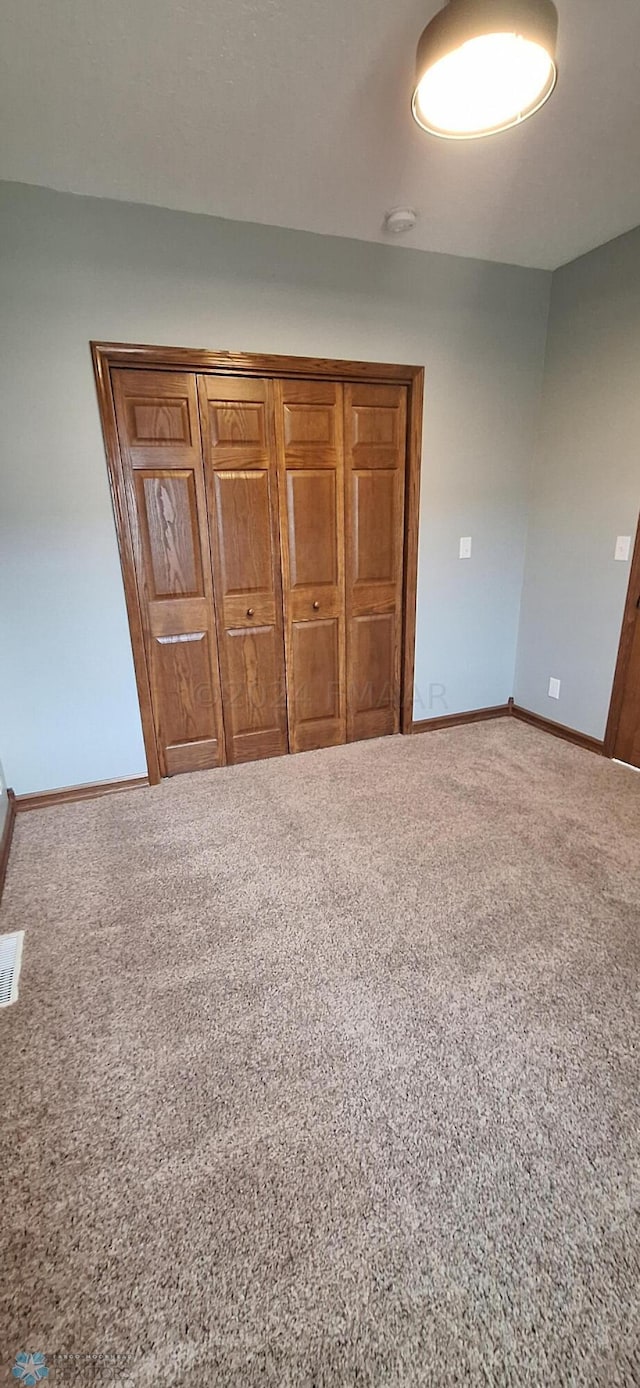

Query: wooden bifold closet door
[112,369,225,776]
[274,380,347,753]
[112,364,408,775]
[198,375,288,764]
[344,383,407,742]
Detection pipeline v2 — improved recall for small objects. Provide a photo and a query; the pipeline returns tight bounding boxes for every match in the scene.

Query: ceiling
[1,0,639,270]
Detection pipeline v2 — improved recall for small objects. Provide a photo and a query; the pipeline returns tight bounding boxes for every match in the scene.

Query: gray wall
[0,182,550,794]
[515,226,640,739]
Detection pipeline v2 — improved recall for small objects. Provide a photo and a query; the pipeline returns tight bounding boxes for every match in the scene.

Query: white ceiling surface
[1,0,640,270]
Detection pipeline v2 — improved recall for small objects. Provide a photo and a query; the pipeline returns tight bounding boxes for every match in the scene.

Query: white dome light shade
[412,0,558,139]
[415,33,555,136]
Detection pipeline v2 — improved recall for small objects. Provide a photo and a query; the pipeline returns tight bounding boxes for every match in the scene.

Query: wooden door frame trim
[0,789,17,903]
[92,348,163,785]
[604,512,640,758]
[91,342,424,384]
[91,343,424,782]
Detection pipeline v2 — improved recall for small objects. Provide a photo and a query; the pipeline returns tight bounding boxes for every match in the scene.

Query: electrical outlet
[459,536,472,559]
[615,535,632,561]
[548,677,561,700]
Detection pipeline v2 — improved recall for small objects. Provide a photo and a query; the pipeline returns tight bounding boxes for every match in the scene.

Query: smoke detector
[384,208,418,235]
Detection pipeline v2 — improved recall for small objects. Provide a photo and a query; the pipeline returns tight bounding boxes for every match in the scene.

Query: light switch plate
[548,677,561,700]
[615,535,632,561]
[459,537,472,559]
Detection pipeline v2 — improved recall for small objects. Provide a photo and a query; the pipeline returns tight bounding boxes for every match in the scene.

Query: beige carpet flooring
[1,720,640,1387]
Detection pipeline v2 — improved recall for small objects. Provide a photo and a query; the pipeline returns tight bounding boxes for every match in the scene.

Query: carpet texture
[1,720,640,1387]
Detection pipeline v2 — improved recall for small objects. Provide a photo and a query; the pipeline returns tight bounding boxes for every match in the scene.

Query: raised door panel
[350,395,403,465]
[154,632,221,774]
[112,369,225,776]
[344,383,407,742]
[213,470,274,604]
[287,471,338,590]
[225,627,287,762]
[198,375,287,763]
[135,471,203,600]
[350,613,396,741]
[275,380,346,753]
[352,471,398,585]
[204,376,271,469]
[125,394,191,447]
[282,385,337,469]
[290,619,342,752]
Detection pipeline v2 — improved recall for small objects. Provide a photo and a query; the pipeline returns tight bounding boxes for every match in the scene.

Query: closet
[102,348,420,781]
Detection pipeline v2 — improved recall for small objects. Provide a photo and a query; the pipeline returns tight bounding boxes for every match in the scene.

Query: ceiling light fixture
[411,0,558,140]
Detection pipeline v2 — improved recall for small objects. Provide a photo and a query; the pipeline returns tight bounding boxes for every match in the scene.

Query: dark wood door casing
[605,514,640,767]
[93,344,424,784]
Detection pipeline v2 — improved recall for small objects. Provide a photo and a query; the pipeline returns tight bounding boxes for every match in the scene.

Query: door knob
[247,607,254,617]
[312,600,320,610]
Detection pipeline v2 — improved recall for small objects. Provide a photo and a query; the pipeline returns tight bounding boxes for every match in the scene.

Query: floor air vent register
[0,932,25,1008]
